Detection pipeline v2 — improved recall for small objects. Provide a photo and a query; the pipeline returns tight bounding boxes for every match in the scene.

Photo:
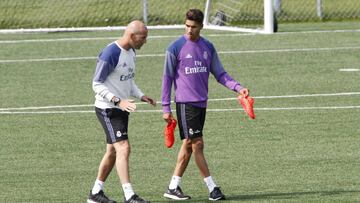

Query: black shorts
[176,103,206,140]
[95,107,129,144]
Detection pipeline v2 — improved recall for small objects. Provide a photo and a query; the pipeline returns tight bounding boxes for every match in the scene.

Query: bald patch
[126,20,147,35]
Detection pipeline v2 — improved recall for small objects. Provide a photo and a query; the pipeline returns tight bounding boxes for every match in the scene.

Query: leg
[112,140,140,202]
[192,138,225,201]
[173,139,193,177]
[112,140,131,184]
[96,144,116,181]
[191,137,210,178]
[164,139,193,200]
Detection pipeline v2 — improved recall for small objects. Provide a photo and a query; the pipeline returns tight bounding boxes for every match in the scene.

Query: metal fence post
[274,0,281,13]
[143,0,148,24]
[317,0,323,20]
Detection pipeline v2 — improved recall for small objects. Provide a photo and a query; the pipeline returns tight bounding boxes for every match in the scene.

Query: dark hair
[186,9,204,25]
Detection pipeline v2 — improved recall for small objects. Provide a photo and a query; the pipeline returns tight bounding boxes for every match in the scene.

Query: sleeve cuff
[234,84,243,93]
[105,92,115,102]
[162,105,171,113]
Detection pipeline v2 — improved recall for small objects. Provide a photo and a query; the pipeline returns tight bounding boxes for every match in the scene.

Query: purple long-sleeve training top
[162,35,243,113]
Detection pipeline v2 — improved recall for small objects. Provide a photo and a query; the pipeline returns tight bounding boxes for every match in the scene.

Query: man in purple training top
[161,9,250,201]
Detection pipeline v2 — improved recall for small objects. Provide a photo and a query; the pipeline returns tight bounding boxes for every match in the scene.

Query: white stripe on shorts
[180,104,189,139]
[101,109,116,143]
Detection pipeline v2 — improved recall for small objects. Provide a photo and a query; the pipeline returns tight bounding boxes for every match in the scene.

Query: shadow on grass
[155,190,360,202]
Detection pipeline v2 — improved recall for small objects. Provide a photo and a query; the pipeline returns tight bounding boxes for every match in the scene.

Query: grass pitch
[0,22,360,202]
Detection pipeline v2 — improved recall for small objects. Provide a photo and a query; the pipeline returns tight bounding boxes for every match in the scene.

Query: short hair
[186,9,204,25]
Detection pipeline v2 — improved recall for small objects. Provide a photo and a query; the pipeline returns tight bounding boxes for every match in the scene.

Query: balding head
[119,20,148,50]
[126,20,147,35]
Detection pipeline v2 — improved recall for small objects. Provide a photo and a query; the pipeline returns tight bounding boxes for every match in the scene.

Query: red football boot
[238,95,255,119]
[164,118,177,148]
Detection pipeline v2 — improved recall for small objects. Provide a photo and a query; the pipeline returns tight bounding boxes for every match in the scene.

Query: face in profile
[185,20,202,41]
[132,29,148,49]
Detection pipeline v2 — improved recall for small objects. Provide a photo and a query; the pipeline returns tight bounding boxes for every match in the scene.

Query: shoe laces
[212,187,222,195]
[129,194,147,203]
[133,195,144,201]
[174,187,184,195]
[95,191,110,201]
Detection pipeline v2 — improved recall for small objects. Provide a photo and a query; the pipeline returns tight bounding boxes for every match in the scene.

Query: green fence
[0,0,359,29]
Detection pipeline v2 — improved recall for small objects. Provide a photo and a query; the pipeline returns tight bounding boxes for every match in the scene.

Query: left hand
[141,95,156,107]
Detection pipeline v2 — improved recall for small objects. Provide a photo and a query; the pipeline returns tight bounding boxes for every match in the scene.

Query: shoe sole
[163,193,190,200]
[209,196,225,201]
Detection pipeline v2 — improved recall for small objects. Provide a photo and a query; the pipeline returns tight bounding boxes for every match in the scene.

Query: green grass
[0,22,360,202]
[0,0,359,28]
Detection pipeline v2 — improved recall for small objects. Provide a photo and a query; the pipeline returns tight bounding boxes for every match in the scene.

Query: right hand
[163,112,173,123]
[118,99,136,112]
[238,88,249,98]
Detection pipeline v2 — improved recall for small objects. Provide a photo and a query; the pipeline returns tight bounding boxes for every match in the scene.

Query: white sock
[169,176,181,190]
[204,176,217,193]
[122,183,135,200]
[91,179,104,195]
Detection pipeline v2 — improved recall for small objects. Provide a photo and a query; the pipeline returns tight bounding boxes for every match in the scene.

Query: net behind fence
[208,0,360,26]
[0,0,359,29]
[275,0,360,22]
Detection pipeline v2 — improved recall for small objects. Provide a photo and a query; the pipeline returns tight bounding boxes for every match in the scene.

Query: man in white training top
[88,20,155,203]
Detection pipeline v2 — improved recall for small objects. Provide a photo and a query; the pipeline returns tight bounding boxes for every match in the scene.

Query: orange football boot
[238,95,255,119]
[164,118,177,148]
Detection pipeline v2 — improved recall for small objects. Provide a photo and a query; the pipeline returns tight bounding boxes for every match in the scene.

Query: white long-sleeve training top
[92,41,144,109]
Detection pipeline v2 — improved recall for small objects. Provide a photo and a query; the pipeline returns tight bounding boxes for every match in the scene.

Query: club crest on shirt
[203,51,208,59]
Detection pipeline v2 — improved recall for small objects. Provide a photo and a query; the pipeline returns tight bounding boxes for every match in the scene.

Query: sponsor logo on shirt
[120,67,135,81]
[120,72,135,81]
[185,60,208,75]
[185,66,207,74]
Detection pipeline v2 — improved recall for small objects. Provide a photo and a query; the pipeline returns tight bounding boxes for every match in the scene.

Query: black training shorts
[95,107,129,144]
[176,103,206,140]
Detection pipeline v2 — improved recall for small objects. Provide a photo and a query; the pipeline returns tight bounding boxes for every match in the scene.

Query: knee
[179,140,193,158]
[115,141,131,157]
[183,139,193,152]
[192,139,204,152]
[105,146,116,159]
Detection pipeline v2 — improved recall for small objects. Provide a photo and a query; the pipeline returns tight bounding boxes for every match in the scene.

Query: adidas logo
[185,53,192,59]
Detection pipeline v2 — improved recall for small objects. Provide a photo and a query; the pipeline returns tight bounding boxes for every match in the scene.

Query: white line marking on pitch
[1,106,360,114]
[1,46,360,63]
[1,92,360,113]
[1,29,359,43]
[339,68,359,72]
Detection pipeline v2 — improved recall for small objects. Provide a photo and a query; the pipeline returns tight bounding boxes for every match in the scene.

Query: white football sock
[91,179,104,195]
[204,176,217,193]
[122,183,135,200]
[169,175,181,190]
